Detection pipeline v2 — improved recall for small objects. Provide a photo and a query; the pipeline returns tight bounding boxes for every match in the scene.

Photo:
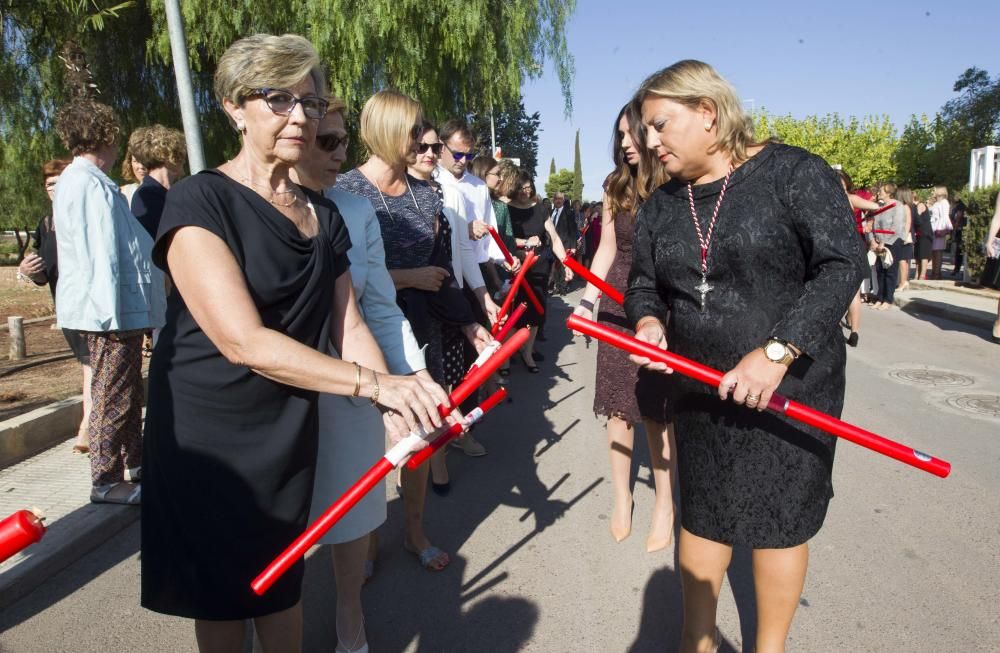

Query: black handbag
[980,256,1000,290]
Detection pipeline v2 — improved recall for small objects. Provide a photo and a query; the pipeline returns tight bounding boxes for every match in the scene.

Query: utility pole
[164,0,206,173]
[490,99,497,156]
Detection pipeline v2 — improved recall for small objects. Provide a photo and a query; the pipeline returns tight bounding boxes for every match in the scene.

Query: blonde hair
[932,186,949,201]
[495,159,520,199]
[213,34,326,127]
[635,59,762,164]
[130,124,187,171]
[359,90,423,166]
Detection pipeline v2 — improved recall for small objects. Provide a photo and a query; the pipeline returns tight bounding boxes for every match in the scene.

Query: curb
[0,500,139,611]
[0,396,83,469]
[895,296,995,331]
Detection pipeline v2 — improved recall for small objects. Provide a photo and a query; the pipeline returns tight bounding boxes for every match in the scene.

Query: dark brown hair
[604,102,668,217]
[54,98,120,156]
[439,118,476,147]
[41,158,71,181]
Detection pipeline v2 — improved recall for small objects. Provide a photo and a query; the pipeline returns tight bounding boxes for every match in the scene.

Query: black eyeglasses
[445,143,477,162]
[417,142,444,156]
[316,133,349,152]
[247,88,329,120]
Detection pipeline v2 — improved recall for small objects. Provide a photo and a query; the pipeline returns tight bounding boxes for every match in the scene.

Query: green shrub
[956,184,1000,282]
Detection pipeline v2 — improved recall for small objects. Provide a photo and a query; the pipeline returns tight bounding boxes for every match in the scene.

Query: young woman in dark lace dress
[573,104,676,552]
[625,61,866,653]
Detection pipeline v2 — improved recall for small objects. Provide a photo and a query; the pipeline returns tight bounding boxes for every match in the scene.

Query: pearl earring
[704,122,712,131]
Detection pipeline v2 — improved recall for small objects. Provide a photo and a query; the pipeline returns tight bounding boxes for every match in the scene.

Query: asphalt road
[1,293,997,652]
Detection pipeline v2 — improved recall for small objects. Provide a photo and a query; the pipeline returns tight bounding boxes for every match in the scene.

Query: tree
[544,168,573,198]
[468,99,541,176]
[753,110,897,188]
[1,0,576,231]
[549,158,556,175]
[571,128,583,202]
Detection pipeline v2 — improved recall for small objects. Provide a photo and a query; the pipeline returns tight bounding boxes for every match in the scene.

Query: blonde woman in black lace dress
[573,104,675,552]
[626,61,866,653]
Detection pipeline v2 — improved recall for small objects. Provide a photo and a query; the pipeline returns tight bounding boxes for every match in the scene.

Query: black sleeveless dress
[593,211,671,424]
[508,202,551,327]
[141,170,351,619]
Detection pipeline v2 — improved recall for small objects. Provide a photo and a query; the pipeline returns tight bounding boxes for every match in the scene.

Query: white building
[969,146,1000,190]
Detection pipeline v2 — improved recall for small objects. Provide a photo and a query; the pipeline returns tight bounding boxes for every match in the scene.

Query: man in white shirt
[435,119,505,457]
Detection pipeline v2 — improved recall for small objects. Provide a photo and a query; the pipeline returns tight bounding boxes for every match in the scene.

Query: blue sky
[522,0,1000,201]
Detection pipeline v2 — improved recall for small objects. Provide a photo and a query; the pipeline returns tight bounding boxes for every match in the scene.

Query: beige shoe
[449,433,487,456]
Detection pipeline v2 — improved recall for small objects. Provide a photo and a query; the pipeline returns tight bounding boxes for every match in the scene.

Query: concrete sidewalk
[0,438,138,610]
[0,276,996,615]
[893,279,998,333]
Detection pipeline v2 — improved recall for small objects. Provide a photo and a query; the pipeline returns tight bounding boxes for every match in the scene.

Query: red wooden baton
[251,328,530,595]
[561,255,625,305]
[866,201,897,217]
[566,314,950,478]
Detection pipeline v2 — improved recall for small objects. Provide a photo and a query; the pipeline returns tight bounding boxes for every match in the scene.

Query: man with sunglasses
[435,120,506,269]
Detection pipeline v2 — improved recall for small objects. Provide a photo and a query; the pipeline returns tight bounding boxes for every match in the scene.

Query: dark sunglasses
[417,142,444,156]
[316,133,349,152]
[247,88,329,120]
[445,143,477,162]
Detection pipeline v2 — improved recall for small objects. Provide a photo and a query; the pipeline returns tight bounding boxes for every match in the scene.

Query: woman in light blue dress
[293,100,432,653]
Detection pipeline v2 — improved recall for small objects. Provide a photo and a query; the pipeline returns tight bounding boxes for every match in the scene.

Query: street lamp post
[163,0,206,173]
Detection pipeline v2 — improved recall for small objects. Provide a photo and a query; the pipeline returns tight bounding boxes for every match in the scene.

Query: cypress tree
[572,129,584,202]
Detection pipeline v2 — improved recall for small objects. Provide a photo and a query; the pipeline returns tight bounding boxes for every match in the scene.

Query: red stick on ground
[566,314,950,478]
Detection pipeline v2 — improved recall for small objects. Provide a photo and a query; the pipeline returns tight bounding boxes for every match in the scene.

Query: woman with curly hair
[128,124,187,238]
[53,98,167,505]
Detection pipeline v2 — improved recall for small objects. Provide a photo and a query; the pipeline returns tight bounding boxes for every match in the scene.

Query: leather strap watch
[763,338,797,366]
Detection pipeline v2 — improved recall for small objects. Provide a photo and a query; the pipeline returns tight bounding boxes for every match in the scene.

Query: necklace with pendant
[687,165,733,312]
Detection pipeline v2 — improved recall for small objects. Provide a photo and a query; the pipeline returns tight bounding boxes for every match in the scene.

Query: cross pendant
[695,275,713,311]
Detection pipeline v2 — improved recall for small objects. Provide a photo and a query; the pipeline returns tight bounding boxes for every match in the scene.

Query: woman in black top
[18,158,92,453]
[625,61,865,653]
[140,35,448,651]
[506,171,572,371]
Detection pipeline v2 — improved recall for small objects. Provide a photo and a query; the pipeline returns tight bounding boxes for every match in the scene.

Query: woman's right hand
[408,266,450,292]
[987,238,999,258]
[375,372,451,438]
[18,253,45,280]
[630,319,672,374]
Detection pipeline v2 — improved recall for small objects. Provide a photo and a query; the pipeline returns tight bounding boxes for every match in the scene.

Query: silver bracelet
[579,298,595,312]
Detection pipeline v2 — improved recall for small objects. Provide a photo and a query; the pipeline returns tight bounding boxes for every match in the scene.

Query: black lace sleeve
[769,154,867,357]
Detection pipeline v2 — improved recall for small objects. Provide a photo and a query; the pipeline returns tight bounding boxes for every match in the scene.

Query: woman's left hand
[563,265,574,283]
[462,322,493,353]
[717,349,788,412]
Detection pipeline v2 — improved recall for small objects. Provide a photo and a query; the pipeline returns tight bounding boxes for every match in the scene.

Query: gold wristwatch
[763,338,796,366]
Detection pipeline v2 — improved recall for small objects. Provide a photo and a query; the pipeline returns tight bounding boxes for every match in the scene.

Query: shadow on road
[303,295,600,652]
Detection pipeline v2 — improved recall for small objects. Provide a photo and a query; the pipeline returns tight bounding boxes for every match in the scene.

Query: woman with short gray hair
[140,34,448,651]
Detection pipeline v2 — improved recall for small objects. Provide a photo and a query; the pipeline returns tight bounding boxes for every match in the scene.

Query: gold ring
[746,394,761,403]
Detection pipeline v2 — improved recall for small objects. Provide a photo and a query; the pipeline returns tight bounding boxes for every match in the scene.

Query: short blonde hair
[131,124,187,171]
[932,186,949,200]
[359,90,423,166]
[636,59,761,164]
[214,33,326,126]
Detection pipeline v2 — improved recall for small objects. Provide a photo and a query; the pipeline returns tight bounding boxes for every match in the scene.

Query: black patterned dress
[625,144,867,548]
[593,211,671,424]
